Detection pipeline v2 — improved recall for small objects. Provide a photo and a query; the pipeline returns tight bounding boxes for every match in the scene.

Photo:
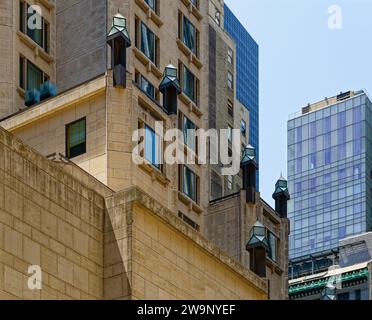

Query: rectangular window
[181,166,198,202]
[20,2,49,52]
[228,72,233,89]
[140,22,157,64]
[178,212,200,231]
[26,60,44,91]
[337,292,350,301]
[144,0,157,13]
[190,0,198,8]
[241,120,247,137]
[355,290,361,300]
[182,16,198,55]
[144,125,161,169]
[180,63,198,104]
[136,72,156,100]
[228,101,234,117]
[182,115,196,151]
[20,57,48,91]
[268,232,277,262]
[19,56,25,89]
[228,125,233,143]
[215,10,221,26]
[227,175,233,190]
[66,118,86,159]
[227,47,233,64]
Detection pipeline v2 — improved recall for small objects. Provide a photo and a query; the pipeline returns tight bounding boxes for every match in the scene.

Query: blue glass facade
[288,92,372,259]
[224,5,259,187]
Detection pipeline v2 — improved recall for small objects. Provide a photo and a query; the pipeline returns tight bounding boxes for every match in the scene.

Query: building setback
[0,0,288,300]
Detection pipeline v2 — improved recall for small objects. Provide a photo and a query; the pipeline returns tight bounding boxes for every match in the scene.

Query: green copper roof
[246,221,269,251]
[241,144,257,167]
[159,64,181,93]
[289,267,369,295]
[107,13,131,46]
[273,174,290,198]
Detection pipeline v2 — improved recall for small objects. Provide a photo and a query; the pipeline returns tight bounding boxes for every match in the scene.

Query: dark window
[241,120,247,137]
[268,232,277,262]
[180,165,198,203]
[180,63,198,104]
[355,289,361,300]
[66,118,86,159]
[26,60,43,91]
[20,1,25,32]
[178,212,200,231]
[337,292,350,301]
[19,57,48,91]
[19,56,25,89]
[144,0,158,13]
[178,12,199,56]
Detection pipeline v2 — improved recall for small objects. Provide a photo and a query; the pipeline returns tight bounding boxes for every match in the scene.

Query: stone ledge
[105,186,268,295]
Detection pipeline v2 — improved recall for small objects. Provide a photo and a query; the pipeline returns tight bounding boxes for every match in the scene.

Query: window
[140,22,156,64]
[180,114,197,151]
[179,13,199,56]
[178,212,200,231]
[180,165,198,202]
[180,63,199,104]
[135,71,158,101]
[268,232,277,262]
[227,47,233,64]
[19,1,49,52]
[190,0,198,7]
[241,120,247,137]
[19,57,48,91]
[228,101,234,117]
[227,175,233,190]
[228,125,233,143]
[144,125,161,169]
[144,0,158,13]
[228,72,233,89]
[215,10,221,26]
[355,289,361,300]
[337,292,350,301]
[66,118,86,159]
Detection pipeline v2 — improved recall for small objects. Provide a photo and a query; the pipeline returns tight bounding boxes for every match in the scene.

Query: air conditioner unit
[40,81,57,101]
[25,89,40,107]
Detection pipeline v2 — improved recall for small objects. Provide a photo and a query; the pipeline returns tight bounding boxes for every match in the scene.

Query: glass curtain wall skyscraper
[288,90,372,259]
[224,5,260,188]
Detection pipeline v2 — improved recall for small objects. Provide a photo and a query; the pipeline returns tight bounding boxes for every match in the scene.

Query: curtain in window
[183,66,195,102]
[141,23,155,63]
[27,62,43,91]
[183,17,196,54]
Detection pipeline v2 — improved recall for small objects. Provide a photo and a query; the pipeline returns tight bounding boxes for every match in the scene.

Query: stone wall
[0,126,111,299]
[104,188,268,300]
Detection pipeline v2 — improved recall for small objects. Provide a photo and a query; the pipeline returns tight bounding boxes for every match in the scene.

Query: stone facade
[206,191,289,300]
[0,126,268,299]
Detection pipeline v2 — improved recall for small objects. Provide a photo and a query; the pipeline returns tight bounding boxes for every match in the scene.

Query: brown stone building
[0,0,289,300]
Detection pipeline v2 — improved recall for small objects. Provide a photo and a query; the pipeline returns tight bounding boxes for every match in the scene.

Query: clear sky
[225,0,372,205]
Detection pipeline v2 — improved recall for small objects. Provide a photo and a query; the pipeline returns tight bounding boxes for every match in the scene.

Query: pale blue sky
[225,0,372,204]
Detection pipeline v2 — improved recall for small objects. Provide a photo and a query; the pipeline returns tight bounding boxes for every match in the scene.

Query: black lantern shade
[159,64,181,115]
[272,174,290,218]
[107,14,131,88]
[241,144,258,204]
[246,221,269,277]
